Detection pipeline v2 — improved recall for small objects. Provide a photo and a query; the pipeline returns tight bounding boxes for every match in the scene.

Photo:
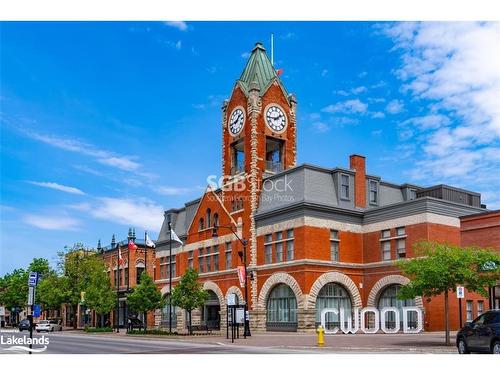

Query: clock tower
[220,42,297,274]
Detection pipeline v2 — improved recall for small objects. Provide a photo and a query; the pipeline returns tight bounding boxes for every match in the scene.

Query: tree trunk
[73,304,78,329]
[188,310,192,335]
[444,289,450,345]
[144,311,147,332]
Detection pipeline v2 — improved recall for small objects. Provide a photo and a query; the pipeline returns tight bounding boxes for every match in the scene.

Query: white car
[35,319,62,332]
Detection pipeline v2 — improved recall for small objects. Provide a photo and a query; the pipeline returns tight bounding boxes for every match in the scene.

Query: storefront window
[267,284,297,331]
[377,284,416,329]
[315,283,352,329]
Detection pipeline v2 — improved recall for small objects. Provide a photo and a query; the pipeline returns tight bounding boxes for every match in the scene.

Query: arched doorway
[315,283,353,329]
[202,290,220,330]
[377,284,416,329]
[266,283,297,332]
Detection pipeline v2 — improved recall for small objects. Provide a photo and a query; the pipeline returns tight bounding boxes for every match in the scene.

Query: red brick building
[460,210,500,318]
[154,42,490,333]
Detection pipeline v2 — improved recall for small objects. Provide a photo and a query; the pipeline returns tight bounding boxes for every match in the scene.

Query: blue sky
[1,21,499,275]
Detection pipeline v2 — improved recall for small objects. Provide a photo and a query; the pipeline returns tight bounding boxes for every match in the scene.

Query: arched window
[266,284,297,331]
[161,294,177,328]
[198,218,204,231]
[377,284,416,329]
[315,283,352,329]
[213,213,219,227]
[206,209,212,228]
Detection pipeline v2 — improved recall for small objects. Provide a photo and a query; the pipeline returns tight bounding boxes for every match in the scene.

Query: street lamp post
[212,224,251,337]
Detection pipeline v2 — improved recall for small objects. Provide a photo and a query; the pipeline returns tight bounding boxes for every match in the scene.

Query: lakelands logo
[0,333,49,353]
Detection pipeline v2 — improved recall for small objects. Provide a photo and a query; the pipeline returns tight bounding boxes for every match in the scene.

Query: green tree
[84,261,115,328]
[126,273,165,331]
[56,243,107,328]
[397,241,500,345]
[37,274,69,311]
[28,258,51,280]
[0,269,28,324]
[171,268,209,334]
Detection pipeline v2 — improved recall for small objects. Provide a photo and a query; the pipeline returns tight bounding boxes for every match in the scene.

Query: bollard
[316,325,325,347]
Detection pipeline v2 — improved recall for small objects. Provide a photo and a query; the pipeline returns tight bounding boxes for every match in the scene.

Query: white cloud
[311,122,330,133]
[24,214,80,231]
[321,69,328,77]
[97,156,140,171]
[358,71,368,78]
[322,99,368,114]
[384,21,500,208]
[175,40,182,50]
[155,186,197,195]
[386,99,405,114]
[241,52,251,59]
[371,111,385,119]
[164,21,188,31]
[333,86,367,96]
[73,197,163,231]
[27,181,85,195]
[21,130,141,173]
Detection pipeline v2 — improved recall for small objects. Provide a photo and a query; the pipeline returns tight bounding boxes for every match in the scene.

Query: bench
[189,325,212,334]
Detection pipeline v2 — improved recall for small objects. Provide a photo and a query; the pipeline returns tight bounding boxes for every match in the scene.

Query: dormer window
[340,174,350,200]
[369,180,378,204]
[198,218,205,231]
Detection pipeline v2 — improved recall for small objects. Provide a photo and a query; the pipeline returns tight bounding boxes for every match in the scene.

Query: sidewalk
[59,329,459,353]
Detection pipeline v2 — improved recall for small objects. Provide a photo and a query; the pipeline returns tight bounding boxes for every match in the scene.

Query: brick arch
[225,286,244,304]
[203,281,226,309]
[257,272,304,310]
[367,275,424,309]
[307,272,362,309]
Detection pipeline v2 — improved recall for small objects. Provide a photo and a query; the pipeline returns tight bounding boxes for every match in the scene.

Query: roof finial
[97,239,102,252]
[271,33,274,66]
[111,234,116,248]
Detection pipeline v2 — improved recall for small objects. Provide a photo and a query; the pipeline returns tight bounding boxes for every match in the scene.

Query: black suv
[456,309,500,354]
[18,319,31,332]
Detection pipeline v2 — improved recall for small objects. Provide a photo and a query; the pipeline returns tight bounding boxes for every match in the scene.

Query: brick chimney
[349,154,366,208]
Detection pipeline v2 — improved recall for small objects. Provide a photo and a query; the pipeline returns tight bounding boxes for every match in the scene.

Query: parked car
[18,319,31,332]
[35,319,63,332]
[456,309,500,354]
[127,317,144,330]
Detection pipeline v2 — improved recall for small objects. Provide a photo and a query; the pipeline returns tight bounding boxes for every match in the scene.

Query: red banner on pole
[237,266,246,288]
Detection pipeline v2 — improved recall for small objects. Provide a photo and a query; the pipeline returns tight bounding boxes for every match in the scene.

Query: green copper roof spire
[238,42,288,98]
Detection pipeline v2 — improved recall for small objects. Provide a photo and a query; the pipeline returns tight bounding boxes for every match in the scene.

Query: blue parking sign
[33,305,41,318]
[28,272,38,287]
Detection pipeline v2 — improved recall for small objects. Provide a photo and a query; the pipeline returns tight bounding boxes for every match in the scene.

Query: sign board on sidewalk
[28,272,39,287]
[33,305,41,318]
[236,308,245,324]
[227,293,236,306]
[456,286,465,299]
[0,306,5,316]
[27,286,35,305]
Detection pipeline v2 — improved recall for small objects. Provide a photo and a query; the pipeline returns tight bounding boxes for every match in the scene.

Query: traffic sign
[456,285,465,299]
[33,305,41,318]
[28,272,39,287]
[236,308,245,324]
[28,286,35,305]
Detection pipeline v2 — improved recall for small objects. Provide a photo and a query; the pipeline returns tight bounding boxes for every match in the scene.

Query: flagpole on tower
[271,33,274,66]
[144,230,148,278]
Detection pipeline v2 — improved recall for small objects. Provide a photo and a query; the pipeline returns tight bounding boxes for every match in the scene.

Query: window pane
[265,244,272,264]
[276,242,283,262]
[382,230,390,238]
[396,227,406,236]
[286,229,294,239]
[265,234,272,243]
[276,232,283,241]
[286,240,294,261]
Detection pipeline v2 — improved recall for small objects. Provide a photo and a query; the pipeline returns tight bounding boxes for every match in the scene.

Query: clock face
[228,107,245,136]
[265,105,287,133]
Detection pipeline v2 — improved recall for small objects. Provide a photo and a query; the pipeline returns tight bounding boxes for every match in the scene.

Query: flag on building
[145,232,156,248]
[170,228,183,245]
[276,68,284,76]
[118,246,125,265]
[128,238,138,251]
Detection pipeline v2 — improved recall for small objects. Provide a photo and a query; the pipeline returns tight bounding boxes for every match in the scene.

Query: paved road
[0,330,315,354]
[0,330,458,354]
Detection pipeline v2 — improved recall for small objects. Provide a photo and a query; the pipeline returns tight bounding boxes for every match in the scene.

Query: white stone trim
[256,213,460,236]
[366,275,424,309]
[307,272,362,309]
[257,272,304,310]
[252,258,396,270]
[225,286,245,304]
